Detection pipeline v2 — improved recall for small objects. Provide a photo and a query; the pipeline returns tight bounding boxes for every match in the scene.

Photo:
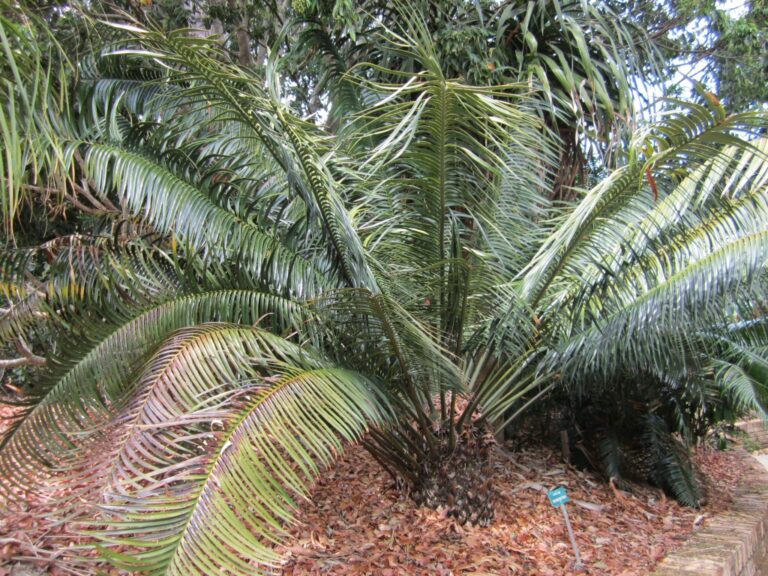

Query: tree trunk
[229,0,253,67]
[548,124,586,202]
[409,424,496,526]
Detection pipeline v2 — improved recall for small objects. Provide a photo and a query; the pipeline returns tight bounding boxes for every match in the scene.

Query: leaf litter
[274,440,747,576]
[0,402,750,575]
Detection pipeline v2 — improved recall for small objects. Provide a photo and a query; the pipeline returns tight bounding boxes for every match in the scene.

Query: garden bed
[0,403,751,576]
[275,441,747,576]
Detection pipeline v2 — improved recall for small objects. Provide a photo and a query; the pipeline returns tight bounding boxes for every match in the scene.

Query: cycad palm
[2,5,768,575]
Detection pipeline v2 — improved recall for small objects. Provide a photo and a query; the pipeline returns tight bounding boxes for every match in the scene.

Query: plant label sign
[547,486,570,507]
[548,486,583,570]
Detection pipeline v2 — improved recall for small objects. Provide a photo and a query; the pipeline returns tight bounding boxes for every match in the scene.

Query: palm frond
[291,19,362,128]
[644,413,701,507]
[0,234,181,343]
[103,25,378,293]
[549,229,768,384]
[561,139,768,318]
[0,289,306,499]
[345,26,553,354]
[82,325,384,575]
[521,104,768,308]
[496,0,658,127]
[712,359,768,415]
[0,10,73,235]
[80,142,326,297]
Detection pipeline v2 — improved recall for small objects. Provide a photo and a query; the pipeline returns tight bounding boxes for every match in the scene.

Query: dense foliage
[615,0,768,110]
[1,1,768,574]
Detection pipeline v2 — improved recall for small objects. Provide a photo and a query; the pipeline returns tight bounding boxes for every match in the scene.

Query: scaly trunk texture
[410,424,496,526]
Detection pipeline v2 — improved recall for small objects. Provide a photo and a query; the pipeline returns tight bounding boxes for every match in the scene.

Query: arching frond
[521,104,768,308]
[102,26,378,293]
[83,325,385,575]
[563,139,768,317]
[79,142,327,298]
[712,359,768,414]
[549,230,768,386]
[0,289,307,500]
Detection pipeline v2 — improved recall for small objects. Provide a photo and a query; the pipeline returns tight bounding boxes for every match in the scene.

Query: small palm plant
[1,4,768,575]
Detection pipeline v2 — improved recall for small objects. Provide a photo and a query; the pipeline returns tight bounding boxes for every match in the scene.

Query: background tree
[609,0,768,111]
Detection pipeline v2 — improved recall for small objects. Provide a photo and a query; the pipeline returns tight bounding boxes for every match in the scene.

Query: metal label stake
[547,486,584,570]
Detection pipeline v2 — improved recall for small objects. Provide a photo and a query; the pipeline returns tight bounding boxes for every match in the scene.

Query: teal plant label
[547,486,570,507]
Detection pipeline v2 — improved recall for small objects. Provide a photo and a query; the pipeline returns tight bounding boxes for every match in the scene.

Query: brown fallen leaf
[573,499,605,512]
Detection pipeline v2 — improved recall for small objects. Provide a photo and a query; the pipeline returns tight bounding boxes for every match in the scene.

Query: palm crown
[1,4,768,575]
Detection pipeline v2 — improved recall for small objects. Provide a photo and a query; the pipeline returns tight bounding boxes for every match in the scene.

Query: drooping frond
[80,325,385,575]
[77,36,173,120]
[713,358,768,414]
[548,229,768,384]
[104,25,378,292]
[75,53,336,279]
[0,235,180,345]
[702,317,768,416]
[80,142,327,297]
[0,10,74,235]
[0,289,307,499]
[562,139,768,318]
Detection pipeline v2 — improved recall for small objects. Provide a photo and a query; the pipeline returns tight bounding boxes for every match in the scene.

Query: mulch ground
[0,402,751,576]
[275,441,746,576]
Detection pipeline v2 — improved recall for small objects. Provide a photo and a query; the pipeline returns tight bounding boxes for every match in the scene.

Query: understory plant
[1,3,768,574]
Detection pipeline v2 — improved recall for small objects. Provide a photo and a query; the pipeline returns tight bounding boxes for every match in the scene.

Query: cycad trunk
[408,423,496,526]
